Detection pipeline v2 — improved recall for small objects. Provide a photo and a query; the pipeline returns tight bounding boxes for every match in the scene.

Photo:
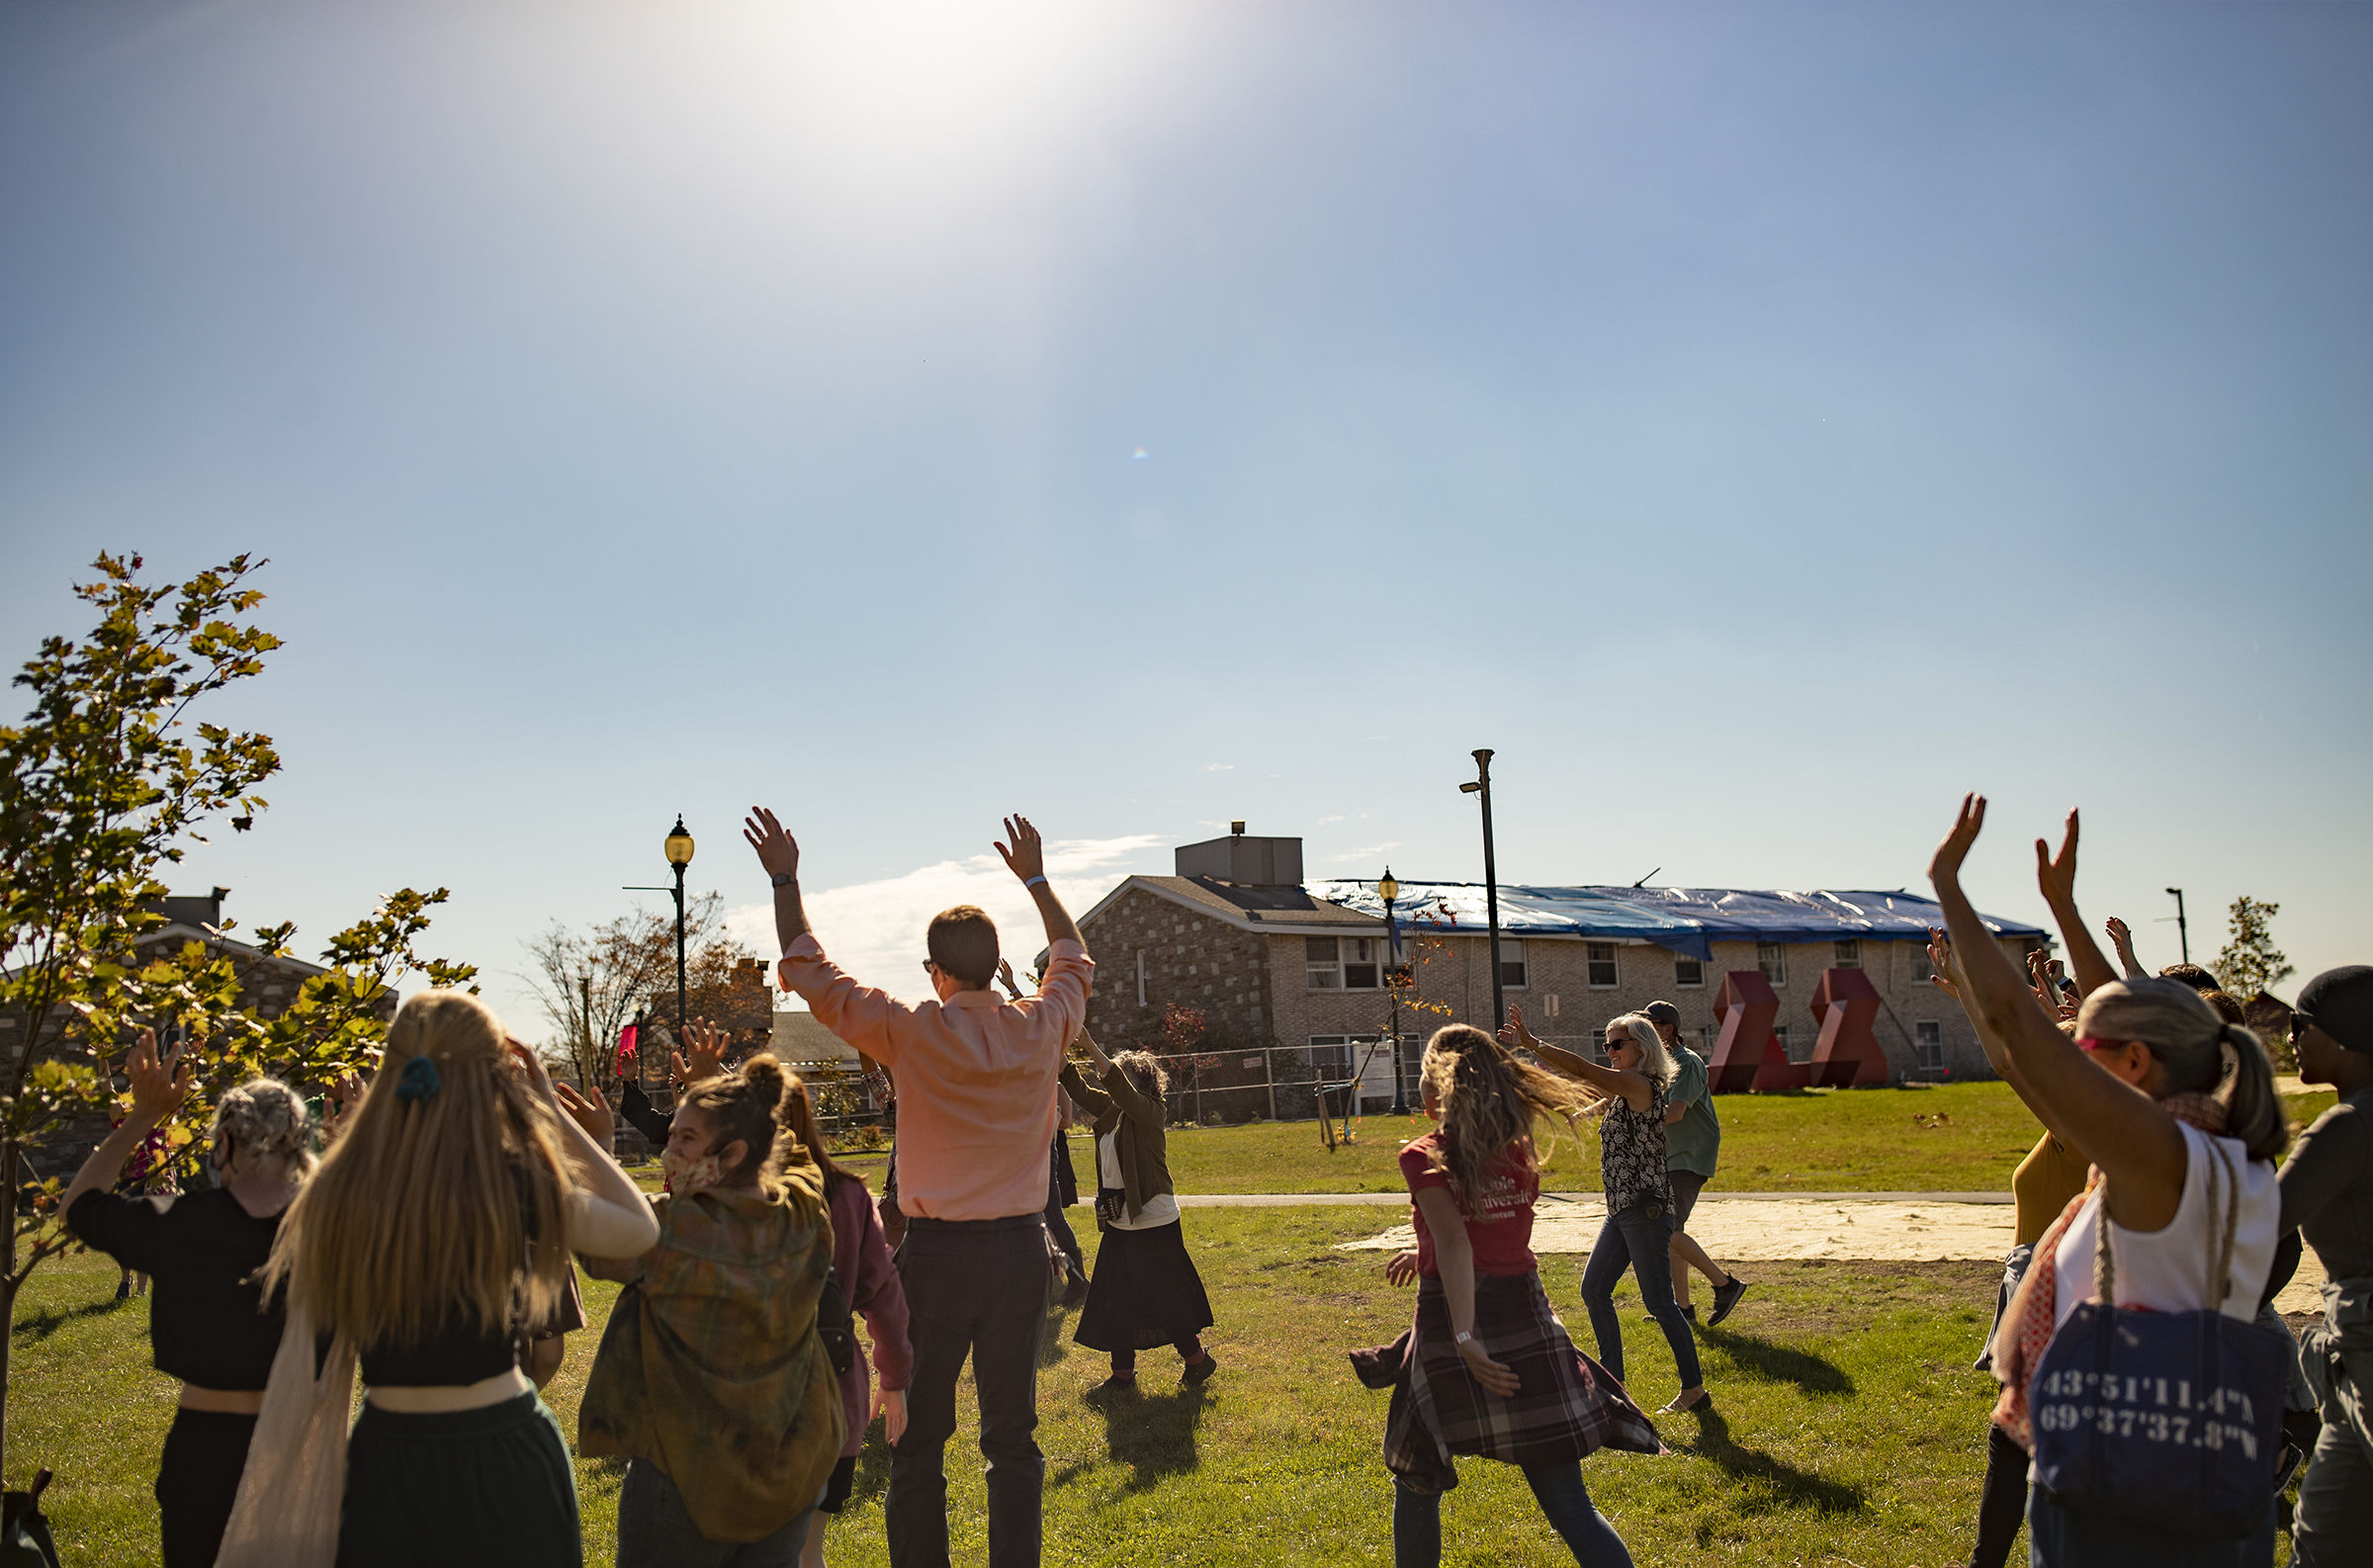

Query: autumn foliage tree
[0,554,472,1478]
[520,896,766,1089]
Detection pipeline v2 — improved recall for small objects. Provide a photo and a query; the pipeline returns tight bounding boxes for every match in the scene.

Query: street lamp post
[663,816,696,1031]
[2165,887,2190,966]
[1380,867,1405,1113]
[1459,749,1506,1032]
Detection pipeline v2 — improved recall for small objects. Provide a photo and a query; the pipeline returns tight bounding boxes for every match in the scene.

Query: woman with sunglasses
[1929,796,2287,1567]
[2278,965,2373,1566]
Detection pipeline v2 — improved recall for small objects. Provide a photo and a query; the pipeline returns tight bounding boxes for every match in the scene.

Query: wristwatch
[1453,1330,1475,1346]
[771,872,795,888]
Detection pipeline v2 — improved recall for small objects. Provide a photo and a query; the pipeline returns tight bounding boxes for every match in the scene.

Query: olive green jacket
[1060,1061,1174,1223]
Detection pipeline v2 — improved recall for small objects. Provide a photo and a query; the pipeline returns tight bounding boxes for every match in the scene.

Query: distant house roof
[1081,875,1384,936]
[1307,881,2046,965]
[769,1009,863,1064]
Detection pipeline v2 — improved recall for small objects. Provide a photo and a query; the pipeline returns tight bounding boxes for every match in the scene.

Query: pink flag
[614,1023,639,1077]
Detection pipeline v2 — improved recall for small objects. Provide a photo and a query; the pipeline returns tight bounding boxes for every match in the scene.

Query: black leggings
[1969,1421,2027,1568]
[1111,1337,1204,1374]
[156,1408,257,1568]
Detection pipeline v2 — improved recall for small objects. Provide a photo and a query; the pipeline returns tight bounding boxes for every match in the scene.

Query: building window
[1757,942,1787,986]
[1586,942,1618,989]
[1343,937,1381,991]
[1135,949,1148,1008]
[1775,1023,1803,1063]
[1834,939,1862,969]
[1915,1020,1944,1074]
[1306,936,1341,990]
[1675,956,1704,988]
[1909,946,1935,985]
[1498,938,1528,989]
[1307,1035,1353,1075]
[1698,1026,1716,1055]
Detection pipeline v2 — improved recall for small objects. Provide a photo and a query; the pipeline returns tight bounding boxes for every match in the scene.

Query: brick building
[1077,826,2049,1118]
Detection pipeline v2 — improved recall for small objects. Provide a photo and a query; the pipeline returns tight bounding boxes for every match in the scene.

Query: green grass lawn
[17,1204,2301,1567]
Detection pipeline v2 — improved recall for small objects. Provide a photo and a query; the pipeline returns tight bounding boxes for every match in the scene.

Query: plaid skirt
[1351,1270,1663,1495]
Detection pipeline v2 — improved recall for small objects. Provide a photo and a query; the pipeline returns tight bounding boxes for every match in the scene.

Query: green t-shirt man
[1665,1040,1721,1180]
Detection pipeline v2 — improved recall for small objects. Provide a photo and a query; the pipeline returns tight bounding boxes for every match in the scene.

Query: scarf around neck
[1989,1092,2231,1451]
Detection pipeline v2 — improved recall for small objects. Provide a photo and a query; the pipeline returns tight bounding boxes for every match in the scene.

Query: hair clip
[396,1056,442,1104]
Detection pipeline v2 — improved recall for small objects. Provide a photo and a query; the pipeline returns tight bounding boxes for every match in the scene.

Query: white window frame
[1306,936,1342,991]
[1585,942,1619,989]
[1757,942,1788,986]
[1498,938,1528,990]
[1342,936,1381,992]
[1834,938,1862,969]
[1774,1022,1800,1063]
[1914,1020,1944,1074]
[1674,956,1705,989]
[1909,945,1935,985]
[1136,949,1148,1007]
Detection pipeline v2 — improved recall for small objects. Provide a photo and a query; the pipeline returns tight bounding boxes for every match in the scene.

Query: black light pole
[1459,749,1506,1031]
[1380,867,1405,1113]
[2165,887,2190,966]
[663,816,696,1030]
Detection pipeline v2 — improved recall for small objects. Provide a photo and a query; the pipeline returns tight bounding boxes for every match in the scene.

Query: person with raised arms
[747,808,1091,1568]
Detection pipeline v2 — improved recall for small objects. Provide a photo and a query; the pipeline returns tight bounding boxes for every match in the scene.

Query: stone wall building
[1078,827,2050,1118]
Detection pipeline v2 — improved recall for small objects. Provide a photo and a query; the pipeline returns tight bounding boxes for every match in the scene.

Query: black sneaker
[1183,1351,1218,1386]
[1708,1275,1748,1328]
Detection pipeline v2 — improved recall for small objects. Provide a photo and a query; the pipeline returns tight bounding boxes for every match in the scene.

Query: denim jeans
[1578,1200,1703,1390]
[888,1215,1052,1568]
[617,1459,811,1568]
[1391,1462,1632,1568]
[2023,1484,2273,1568]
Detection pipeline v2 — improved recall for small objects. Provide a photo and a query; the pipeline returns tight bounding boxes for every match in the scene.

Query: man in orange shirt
[745,807,1092,1568]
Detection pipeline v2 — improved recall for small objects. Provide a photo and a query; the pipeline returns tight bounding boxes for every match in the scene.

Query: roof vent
[1230,820,1246,836]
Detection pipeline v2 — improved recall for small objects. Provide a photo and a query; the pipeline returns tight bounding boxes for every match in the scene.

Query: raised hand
[2105,915,2142,975]
[1497,1002,1538,1052]
[323,1070,368,1143]
[1925,927,1963,1002]
[124,1029,193,1127]
[742,807,799,881]
[997,959,1024,1000]
[2035,810,2080,908]
[995,816,1045,884]
[555,1082,616,1147]
[507,1038,559,1105]
[1928,793,1986,886]
[670,1018,731,1088]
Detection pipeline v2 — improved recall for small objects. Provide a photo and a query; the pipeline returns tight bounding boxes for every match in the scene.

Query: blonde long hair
[1419,1024,1593,1221]
[258,991,575,1348]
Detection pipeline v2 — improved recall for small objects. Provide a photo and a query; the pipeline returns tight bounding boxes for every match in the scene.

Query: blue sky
[3,1,2367,1037]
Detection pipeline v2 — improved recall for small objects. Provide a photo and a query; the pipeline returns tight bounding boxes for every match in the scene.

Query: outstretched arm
[2104,916,2149,980]
[1501,1005,1645,1111]
[60,1030,191,1218]
[1929,796,2185,1230]
[744,807,810,953]
[996,816,1082,951]
[2034,811,2118,1000]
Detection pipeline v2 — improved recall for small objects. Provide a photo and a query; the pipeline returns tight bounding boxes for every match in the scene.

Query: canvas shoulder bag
[2028,1137,2290,1539]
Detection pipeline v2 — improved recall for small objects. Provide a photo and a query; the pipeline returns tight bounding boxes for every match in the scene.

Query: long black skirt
[1074,1219,1215,1351]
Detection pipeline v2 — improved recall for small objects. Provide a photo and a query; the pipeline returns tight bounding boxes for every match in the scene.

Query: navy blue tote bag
[2028,1139,2289,1540]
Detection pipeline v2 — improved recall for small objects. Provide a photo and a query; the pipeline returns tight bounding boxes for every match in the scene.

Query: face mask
[661,1146,728,1192]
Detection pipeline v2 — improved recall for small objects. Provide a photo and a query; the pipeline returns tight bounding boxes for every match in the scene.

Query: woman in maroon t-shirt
[1374,1024,1656,1568]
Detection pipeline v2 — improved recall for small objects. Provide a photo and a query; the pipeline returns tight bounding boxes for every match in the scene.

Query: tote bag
[2029,1139,2289,1540]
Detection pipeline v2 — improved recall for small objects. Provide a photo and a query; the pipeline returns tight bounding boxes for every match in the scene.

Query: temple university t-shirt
[1400,1132,1539,1278]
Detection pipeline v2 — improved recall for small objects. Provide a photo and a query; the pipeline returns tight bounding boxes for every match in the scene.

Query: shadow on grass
[1678,1404,1868,1516]
[10,1298,120,1346]
[1038,1306,1077,1370]
[1699,1325,1855,1397]
[1050,1379,1211,1494]
[847,1418,891,1511]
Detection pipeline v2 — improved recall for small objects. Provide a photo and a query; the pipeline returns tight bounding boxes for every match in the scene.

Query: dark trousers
[156,1407,256,1568]
[889,1215,1051,1568]
[1578,1201,1703,1390]
[1967,1421,2027,1568]
[1391,1463,1633,1568]
[1042,1147,1083,1279]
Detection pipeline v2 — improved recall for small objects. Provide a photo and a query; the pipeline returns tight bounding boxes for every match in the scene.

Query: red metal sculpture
[1807,967,1890,1089]
[1709,971,1805,1092]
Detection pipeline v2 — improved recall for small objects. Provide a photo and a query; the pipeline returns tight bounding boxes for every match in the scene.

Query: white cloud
[727,834,1165,1008]
[1204,763,1233,771]
[1330,841,1403,864]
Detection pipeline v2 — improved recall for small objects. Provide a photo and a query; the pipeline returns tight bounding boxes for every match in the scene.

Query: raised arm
[1928,795,2185,1229]
[2034,811,2118,1000]
[995,815,1083,951]
[745,807,810,953]
[59,1030,191,1219]
[2104,916,2149,980]
[512,1042,660,1259]
[1499,1005,1646,1111]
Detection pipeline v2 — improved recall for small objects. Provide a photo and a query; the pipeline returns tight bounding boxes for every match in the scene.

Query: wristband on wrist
[771,871,795,888]
[1453,1330,1475,1346]
[1024,875,1048,889]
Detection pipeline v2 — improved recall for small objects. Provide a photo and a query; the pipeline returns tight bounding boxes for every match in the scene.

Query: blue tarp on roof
[1305,881,2047,964]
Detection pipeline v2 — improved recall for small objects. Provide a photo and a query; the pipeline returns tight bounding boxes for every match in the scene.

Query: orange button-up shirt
[778,935,1094,1223]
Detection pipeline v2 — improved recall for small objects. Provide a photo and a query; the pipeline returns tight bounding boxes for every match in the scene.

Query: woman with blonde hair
[223,990,659,1568]
[1501,1008,1708,1415]
[1931,797,2286,1567]
[561,1052,847,1567]
[1362,1023,1656,1567]
[1062,1032,1217,1388]
[63,1034,314,1568]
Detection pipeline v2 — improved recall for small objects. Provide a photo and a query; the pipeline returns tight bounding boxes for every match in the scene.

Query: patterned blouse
[1598,1077,1673,1216]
